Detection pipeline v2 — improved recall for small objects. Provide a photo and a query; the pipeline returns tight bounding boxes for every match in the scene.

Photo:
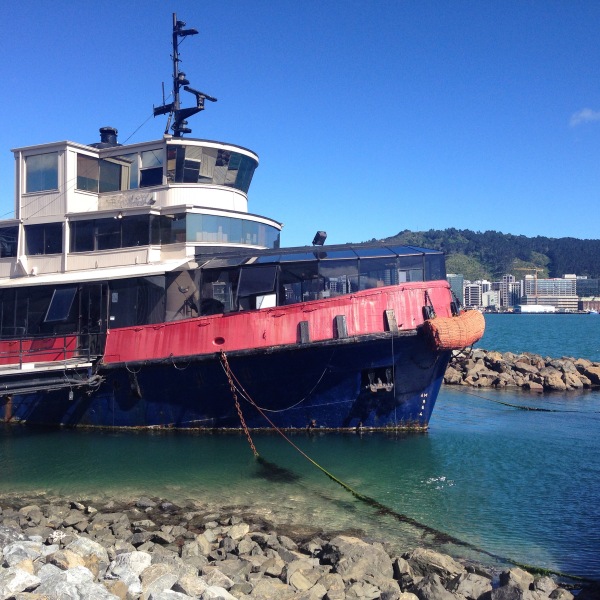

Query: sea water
[0,314,598,580]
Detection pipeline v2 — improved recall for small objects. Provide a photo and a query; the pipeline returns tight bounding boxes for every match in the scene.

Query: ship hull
[1,331,450,431]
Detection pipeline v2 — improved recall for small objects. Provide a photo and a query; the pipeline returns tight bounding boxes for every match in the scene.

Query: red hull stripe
[103,281,452,364]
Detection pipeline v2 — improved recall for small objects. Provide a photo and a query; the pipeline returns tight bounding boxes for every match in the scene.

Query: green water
[0,314,599,580]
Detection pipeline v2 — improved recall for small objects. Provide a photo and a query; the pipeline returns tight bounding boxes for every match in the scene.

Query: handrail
[0,332,106,368]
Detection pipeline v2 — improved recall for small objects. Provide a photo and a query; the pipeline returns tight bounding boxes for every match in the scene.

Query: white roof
[0,259,192,289]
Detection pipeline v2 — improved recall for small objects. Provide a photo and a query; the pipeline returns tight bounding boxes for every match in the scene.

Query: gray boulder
[412,573,457,600]
[448,572,492,600]
[0,566,41,598]
[35,565,118,600]
[404,548,464,583]
[323,536,393,585]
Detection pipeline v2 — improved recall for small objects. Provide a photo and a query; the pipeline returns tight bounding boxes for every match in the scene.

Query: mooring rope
[218,350,593,583]
[219,350,258,458]
[458,388,600,414]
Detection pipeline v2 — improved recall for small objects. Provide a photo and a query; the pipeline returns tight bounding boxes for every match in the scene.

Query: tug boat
[0,15,483,430]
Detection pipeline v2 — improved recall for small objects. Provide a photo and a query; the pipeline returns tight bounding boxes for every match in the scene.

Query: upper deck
[0,133,281,285]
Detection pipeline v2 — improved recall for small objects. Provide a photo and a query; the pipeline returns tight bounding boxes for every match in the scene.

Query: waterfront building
[521,274,578,311]
[500,274,521,308]
[464,283,482,308]
[576,277,600,297]
[482,290,500,309]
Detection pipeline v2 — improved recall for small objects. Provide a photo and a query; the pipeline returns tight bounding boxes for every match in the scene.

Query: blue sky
[0,1,598,247]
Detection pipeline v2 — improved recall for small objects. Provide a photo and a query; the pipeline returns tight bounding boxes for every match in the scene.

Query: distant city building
[482,290,500,308]
[500,274,521,308]
[521,275,578,311]
[464,283,482,308]
[446,274,464,305]
[577,278,600,297]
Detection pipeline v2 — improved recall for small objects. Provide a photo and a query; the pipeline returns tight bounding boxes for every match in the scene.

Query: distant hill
[383,229,600,281]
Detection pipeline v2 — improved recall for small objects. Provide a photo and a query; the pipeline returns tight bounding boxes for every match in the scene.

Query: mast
[153,13,217,137]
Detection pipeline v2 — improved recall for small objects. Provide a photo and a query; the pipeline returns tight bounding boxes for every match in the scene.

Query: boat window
[25,223,62,255]
[77,154,99,192]
[166,271,199,321]
[238,265,277,297]
[354,246,397,258]
[71,216,150,252]
[99,158,125,193]
[385,245,422,256]
[121,215,151,247]
[0,226,18,258]
[398,254,424,282]
[140,149,164,187]
[45,286,77,322]
[359,257,399,290]
[109,276,165,327]
[315,249,358,260]
[96,218,122,250]
[319,259,359,297]
[279,261,322,304]
[151,213,186,244]
[185,213,279,248]
[25,152,58,193]
[425,253,446,281]
[200,269,239,314]
[166,144,258,193]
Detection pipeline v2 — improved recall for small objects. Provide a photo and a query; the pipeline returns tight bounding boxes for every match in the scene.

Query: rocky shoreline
[445,349,600,392]
[0,494,594,600]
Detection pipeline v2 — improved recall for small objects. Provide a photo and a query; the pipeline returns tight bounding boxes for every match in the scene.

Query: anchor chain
[220,350,258,457]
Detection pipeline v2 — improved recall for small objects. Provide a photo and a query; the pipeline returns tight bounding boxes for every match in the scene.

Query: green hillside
[385,229,600,279]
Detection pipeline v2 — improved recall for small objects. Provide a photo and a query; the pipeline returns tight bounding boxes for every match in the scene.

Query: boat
[0,15,484,431]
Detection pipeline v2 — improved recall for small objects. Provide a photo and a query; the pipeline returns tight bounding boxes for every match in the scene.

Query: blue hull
[2,332,450,430]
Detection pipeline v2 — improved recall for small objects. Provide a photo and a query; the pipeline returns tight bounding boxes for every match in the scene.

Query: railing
[0,332,106,370]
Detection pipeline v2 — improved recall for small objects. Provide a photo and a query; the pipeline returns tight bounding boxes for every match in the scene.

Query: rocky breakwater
[444,349,600,392]
[0,495,588,600]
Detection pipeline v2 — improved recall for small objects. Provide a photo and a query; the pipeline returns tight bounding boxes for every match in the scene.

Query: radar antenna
[153,13,217,137]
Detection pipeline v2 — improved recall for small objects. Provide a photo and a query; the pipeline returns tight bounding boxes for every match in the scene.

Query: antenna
[152,13,217,137]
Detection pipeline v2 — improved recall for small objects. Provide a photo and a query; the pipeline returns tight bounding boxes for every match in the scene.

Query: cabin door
[79,283,108,358]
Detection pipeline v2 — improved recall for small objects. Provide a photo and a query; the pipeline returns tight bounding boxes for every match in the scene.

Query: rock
[106,551,152,597]
[412,573,457,600]
[35,565,118,599]
[323,536,393,586]
[582,366,600,385]
[172,573,208,597]
[136,498,158,509]
[66,536,111,576]
[404,548,464,583]
[2,540,43,567]
[201,586,239,599]
[523,381,544,392]
[533,576,557,595]
[448,572,492,599]
[228,523,250,540]
[147,591,193,600]
[543,372,567,390]
[549,590,574,600]
[0,566,41,598]
[250,577,297,599]
[0,525,26,546]
[499,567,534,591]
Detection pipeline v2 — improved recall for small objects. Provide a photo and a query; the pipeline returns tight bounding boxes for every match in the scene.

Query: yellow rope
[219,350,593,584]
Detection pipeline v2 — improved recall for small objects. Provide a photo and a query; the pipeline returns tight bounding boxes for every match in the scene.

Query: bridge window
[25,152,58,193]
[140,150,164,187]
[0,227,18,258]
[167,145,257,193]
[70,216,150,251]
[25,223,62,255]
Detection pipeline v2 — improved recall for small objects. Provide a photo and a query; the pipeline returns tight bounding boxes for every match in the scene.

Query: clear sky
[0,1,598,247]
